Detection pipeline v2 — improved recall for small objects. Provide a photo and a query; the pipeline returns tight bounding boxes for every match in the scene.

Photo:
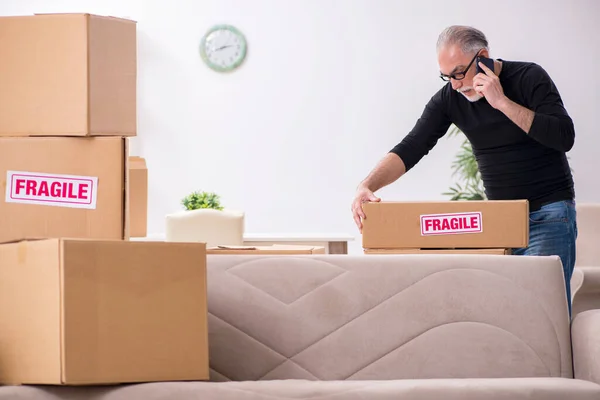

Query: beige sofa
[1,253,600,399]
[571,203,600,317]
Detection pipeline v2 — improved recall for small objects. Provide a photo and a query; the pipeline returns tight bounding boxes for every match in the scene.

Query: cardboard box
[364,248,511,255]
[0,137,129,243]
[0,13,136,136]
[0,238,209,385]
[128,156,148,237]
[207,244,326,255]
[362,200,528,249]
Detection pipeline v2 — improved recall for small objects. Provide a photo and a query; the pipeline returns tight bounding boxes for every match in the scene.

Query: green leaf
[181,190,224,211]
[443,126,487,201]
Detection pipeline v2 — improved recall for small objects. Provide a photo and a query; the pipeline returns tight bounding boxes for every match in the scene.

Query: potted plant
[442,125,486,201]
[181,190,224,211]
[165,190,244,246]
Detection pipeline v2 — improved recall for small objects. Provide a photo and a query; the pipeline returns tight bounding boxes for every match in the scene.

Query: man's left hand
[473,62,508,110]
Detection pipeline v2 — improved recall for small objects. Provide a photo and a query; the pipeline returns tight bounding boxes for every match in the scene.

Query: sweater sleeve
[389,88,452,172]
[523,64,575,152]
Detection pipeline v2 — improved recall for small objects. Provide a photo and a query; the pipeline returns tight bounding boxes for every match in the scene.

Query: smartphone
[475,56,494,75]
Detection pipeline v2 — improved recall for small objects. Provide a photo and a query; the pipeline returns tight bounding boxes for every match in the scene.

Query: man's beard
[458,87,483,102]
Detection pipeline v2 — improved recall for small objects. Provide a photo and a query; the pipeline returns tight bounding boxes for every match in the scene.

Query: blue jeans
[512,200,578,317]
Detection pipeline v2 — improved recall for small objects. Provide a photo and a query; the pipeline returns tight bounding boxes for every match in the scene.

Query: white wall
[2,0,599,255]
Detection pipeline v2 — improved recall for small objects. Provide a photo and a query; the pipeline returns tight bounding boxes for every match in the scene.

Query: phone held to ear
[476,56,495,75]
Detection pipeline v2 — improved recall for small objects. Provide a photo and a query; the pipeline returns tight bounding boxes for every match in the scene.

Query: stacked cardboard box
[128,156,149,237]
[0,13,138,241]
[362,200,529,255]
[0,13,207,385]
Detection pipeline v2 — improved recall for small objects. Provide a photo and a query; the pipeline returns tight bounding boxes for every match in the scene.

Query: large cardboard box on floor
[0,238,209,385]
[128,156,148,237]
[0,13,136,136]
[0,137,129,243]
[362,200,529,250]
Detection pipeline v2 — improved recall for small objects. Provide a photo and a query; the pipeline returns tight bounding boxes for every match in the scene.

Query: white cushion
[165,208,244,247]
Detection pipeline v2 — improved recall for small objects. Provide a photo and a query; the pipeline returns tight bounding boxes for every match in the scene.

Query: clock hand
[215,44,234,51]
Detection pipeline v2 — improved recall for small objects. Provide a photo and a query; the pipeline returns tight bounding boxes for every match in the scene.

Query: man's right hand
[351,186,381,233]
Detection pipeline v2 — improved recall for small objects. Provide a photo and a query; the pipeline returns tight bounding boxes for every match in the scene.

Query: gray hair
[436,25,489,55]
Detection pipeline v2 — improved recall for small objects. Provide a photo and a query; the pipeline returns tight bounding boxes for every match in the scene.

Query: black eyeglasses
[439,49,483,82]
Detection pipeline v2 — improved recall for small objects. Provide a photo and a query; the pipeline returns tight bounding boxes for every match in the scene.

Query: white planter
[165,208,245,248]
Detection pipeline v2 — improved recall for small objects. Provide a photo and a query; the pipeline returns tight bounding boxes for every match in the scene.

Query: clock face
[200,25,247,72]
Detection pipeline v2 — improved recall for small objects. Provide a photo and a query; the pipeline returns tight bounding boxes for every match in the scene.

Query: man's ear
[479,49,490,58]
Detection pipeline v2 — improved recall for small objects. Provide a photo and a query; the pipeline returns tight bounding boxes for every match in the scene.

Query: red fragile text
[421,212,482,236]
[13,178,90,200]
[6,170,98,209]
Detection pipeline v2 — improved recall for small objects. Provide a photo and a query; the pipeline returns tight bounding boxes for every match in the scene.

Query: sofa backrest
[206,254,572,382]
[576,203,600,266]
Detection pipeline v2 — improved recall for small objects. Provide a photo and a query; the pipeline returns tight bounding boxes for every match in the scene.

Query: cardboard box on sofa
[208,244,326,254]
[0,137,129,243]
[0,13,136,136]
[364,248,511,255]
[128,156,148,237]
[362,200,528,249]
[0,238,209,385]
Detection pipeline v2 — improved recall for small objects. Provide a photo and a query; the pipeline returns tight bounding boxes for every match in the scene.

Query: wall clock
[199,24,247,72]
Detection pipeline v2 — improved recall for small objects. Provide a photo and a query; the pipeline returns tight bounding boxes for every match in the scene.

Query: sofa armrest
[572,309,600,384]
[572,267,600,318]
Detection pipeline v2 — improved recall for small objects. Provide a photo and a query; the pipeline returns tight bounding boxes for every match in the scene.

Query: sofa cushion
[206,254,573,381]
[1,378,600,399]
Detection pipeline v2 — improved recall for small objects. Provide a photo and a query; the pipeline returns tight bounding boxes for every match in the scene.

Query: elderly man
[351,25,577,314]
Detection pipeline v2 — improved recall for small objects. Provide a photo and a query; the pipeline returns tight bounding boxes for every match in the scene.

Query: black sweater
[390,59,575,211]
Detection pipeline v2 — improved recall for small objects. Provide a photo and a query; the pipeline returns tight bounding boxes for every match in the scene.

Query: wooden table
[242,233,354,254]
[134,233,354,254]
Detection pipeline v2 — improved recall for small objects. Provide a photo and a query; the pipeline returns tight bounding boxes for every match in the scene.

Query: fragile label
[5,171,98,209]
[420,211,482,236]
